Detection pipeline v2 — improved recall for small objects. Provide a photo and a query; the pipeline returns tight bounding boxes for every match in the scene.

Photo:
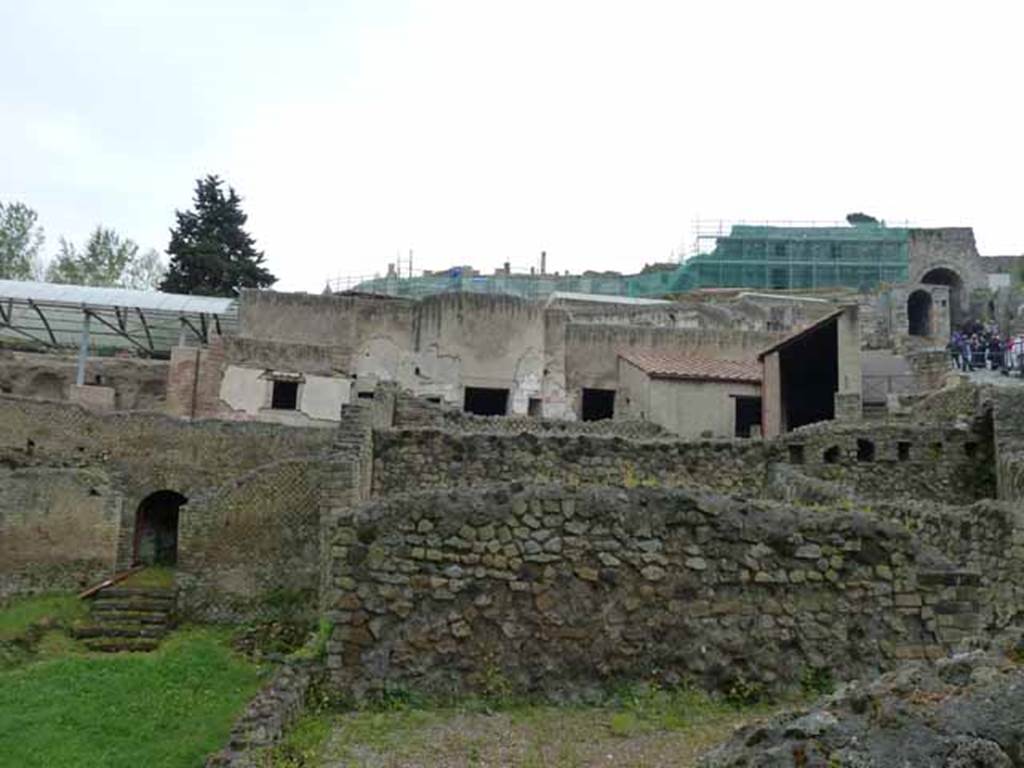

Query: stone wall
[177,459,325,621]
[776,421,993,505]
[0,460,120,599]
[391,390,666,438]
[324,484,983,698]
[373,430,767,498]
[0,348,168,410]
[993,388,1024,502]
[373,421,991,505]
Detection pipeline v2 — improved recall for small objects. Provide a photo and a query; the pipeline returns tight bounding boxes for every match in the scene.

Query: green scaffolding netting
[351,224,910,299]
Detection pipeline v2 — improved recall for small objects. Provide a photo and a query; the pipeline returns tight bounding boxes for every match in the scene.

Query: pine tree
[159,175,275,296]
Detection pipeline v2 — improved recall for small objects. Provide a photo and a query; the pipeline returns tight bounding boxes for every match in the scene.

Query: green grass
[0,594,87,641]
[0,627,264,768]
[120,566,176,589]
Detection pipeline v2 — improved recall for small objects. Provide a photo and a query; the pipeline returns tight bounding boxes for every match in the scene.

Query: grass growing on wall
[0,627,263,768]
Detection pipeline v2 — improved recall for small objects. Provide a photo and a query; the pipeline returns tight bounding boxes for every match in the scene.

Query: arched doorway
[920,267,964,326]
[907,290,933,337]
[134,491,187,566]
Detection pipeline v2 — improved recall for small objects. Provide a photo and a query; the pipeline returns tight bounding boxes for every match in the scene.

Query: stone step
[73,625,168,640]
[89,610,170,625]
[83,637,161,653]
[99,587,175,600]
[91,598,174,612]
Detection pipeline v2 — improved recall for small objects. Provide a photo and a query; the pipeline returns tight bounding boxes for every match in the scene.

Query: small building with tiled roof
[616,349,763,439]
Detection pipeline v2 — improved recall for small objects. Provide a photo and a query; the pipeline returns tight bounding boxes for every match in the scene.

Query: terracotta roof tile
[619,350,762,384]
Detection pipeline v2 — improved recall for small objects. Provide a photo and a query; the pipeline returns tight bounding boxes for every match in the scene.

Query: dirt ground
[296,699,772,768]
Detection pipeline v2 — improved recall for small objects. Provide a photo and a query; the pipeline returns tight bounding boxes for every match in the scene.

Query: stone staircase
[75,586,176,652]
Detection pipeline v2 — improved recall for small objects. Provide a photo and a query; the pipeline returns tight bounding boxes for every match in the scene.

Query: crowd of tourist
[949,324,1024,374]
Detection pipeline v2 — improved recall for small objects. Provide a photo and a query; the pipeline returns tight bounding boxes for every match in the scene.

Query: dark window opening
[94,374,103,385]
[426,396,442,404]
[788,444,805,464]
[931,441,944,456]
[823,445,840,464]
[734,396,762,438]
[857,439,875,462]
[964,442,979,458]
[464,387,509,416]
[898,441,911,461]
[528,397,543,417]
[271,380,299,410]
[134,490,186,567]
[357,391,375,400]
[581,388,616,421]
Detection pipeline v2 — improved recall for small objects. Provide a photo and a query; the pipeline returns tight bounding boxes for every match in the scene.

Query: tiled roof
[619,350,762,384]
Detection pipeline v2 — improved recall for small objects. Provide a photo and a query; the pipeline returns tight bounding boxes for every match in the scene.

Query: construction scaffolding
[329,222,911,300]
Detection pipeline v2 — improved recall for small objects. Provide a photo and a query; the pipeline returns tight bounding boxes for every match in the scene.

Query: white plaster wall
[300,375,350,421]
[220,366,266,413]
[219,365,350,423]
[648,378,761,439]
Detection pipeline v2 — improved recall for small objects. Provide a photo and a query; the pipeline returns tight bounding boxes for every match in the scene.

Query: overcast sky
[3,1,1022,292]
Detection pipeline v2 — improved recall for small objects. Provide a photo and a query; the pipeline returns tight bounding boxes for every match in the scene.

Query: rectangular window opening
[581,388,616,421]
[271,380,299,410]
[463,387,509,416]
[528,397,543,417]
[897,441,911,461]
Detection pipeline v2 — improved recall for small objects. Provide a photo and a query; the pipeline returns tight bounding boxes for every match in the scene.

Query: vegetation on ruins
[46,226,166,290]
[269,680,780,767]
[0,201,45,281]
[160,174,275,297]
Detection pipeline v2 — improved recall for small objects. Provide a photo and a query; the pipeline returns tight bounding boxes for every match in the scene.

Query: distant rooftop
[619,350,762,384]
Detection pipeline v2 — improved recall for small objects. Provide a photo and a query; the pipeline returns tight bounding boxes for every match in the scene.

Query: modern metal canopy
[0,281,237,373]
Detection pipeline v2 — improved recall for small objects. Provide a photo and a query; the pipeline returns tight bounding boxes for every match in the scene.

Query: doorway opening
[134,490,187,566]
[463,387,509,416]
[581,388,616,421]
[733,396,762,437]
[907,290,933,337]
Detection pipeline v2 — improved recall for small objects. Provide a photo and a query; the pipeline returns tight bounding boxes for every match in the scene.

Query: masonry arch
[907,290,933,337]
[133,490,187,566]
[920,267,964,326]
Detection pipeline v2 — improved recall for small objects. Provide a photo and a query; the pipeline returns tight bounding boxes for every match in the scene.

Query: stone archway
[133,490,187,566]
[920,267,964,327]
[907,290,933,337]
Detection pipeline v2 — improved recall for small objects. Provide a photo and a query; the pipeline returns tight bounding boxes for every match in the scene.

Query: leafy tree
[160,175,275,296]
[121,248,166,291]
[47,227,141,287]
[0,201,45,280]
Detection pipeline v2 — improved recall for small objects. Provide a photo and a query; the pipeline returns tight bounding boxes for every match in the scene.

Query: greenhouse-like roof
[0,280,237,356]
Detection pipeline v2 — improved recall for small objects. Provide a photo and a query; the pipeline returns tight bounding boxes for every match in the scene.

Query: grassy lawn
[0,594,264,768]
[273,686,777,768]
[0,593,86,641]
